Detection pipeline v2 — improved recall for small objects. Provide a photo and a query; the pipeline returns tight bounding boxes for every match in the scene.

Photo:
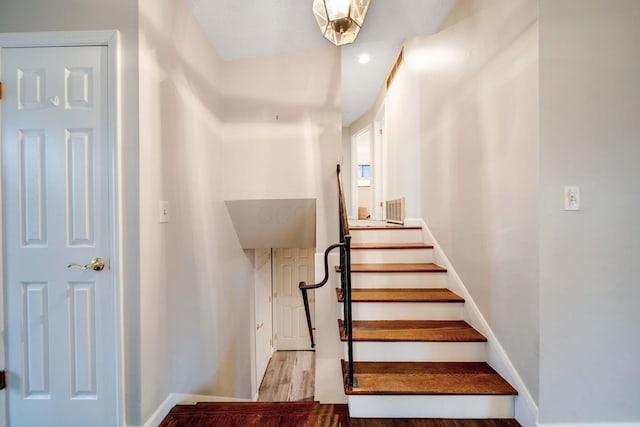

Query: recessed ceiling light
[358,53,371,64]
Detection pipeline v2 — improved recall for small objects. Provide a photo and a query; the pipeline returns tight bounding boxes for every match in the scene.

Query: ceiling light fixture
[312,0,371,47]
[358,53,371,64]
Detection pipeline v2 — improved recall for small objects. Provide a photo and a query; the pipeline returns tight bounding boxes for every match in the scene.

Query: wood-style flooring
[258,350,315,401]
[159,351,521,426]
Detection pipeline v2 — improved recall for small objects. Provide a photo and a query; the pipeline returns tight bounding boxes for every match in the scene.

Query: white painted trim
[142,393,251,427]
[349,394,514,419]
[417,219,539,427]
[403,217,422,227]
[0,45,6,427]
[0,30,123,427]
[0,31,118,47]
[539,424,640,427]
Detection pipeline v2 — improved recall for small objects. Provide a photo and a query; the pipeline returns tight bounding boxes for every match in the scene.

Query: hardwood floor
[258,350,315,401]
[160,351,520,426]
[339,320,487,342]
[160,401,521,426]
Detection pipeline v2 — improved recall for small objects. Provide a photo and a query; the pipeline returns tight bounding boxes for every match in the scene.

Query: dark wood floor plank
[339,319,487,342]
[160,402,521,427]
[337,288,464,303]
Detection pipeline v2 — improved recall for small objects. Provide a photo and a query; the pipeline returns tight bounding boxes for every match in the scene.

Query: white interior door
[273,248,314,350]
[254,249,273,387]
[1,46,117,427]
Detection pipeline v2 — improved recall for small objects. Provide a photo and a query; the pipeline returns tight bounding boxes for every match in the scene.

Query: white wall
[539,0,640,423]
[139,0,254,422]
[221,47,342,251]
[0,1,141,424]
[341,127,352,216]
[386,57,423,218]
[382,0,539,404]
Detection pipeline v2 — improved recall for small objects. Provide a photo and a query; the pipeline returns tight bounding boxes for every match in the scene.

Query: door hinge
[0,81,3,100]
[0,370,6,390]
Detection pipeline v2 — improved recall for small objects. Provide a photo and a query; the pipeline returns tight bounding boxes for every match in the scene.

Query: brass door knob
[68,257,106,271]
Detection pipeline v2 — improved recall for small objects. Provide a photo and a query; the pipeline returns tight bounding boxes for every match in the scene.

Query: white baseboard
[142,393,250,427]
[417,219,539,427]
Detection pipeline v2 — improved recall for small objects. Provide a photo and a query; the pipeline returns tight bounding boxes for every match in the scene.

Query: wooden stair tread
[341,361,518,396]
[339,319,487,342]
[349,225,422,230]
[336,263,447,273]
[336,288,464,303]
[351,242,434,250]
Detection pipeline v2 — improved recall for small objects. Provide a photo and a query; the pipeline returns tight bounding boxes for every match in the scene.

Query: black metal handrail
[299,242,343,348]
[299,164,355,389]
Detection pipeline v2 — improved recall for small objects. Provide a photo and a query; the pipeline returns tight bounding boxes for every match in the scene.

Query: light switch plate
[159,201,170,223]
[564,186,580,211]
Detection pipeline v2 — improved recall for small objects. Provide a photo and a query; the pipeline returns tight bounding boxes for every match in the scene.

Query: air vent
[386,47,404,90]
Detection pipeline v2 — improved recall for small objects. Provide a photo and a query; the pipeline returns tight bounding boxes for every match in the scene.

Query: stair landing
[160,401,521,426]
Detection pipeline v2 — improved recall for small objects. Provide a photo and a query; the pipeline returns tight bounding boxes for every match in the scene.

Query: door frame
[351,126,374,220]
[372,102,387,221]
[0,31,123,426]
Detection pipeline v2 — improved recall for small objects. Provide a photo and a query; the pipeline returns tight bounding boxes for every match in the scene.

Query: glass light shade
[313,0,371,46]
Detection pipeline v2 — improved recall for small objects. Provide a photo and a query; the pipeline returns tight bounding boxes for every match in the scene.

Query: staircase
[336,223,519,421]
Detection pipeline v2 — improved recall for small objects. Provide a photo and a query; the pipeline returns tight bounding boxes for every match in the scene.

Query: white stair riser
[350,229,423,244]
[342,302,464,320]
[351,272,448,288]
[348,395,514,419]
[344,341,487,362]
[350,249,434,264]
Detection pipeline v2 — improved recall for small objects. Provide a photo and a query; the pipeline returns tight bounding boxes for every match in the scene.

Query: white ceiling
[185,0,456,126]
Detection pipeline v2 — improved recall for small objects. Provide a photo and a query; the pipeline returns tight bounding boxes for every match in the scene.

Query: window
[358,164,371,186]
[358,164,371,179]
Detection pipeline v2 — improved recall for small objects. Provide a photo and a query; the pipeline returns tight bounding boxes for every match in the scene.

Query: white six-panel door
[2,46,117,427]
[273,248,314,350]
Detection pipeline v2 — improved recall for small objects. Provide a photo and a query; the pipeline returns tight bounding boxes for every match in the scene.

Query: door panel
[2,46,116,427]
[273,248,314,350]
